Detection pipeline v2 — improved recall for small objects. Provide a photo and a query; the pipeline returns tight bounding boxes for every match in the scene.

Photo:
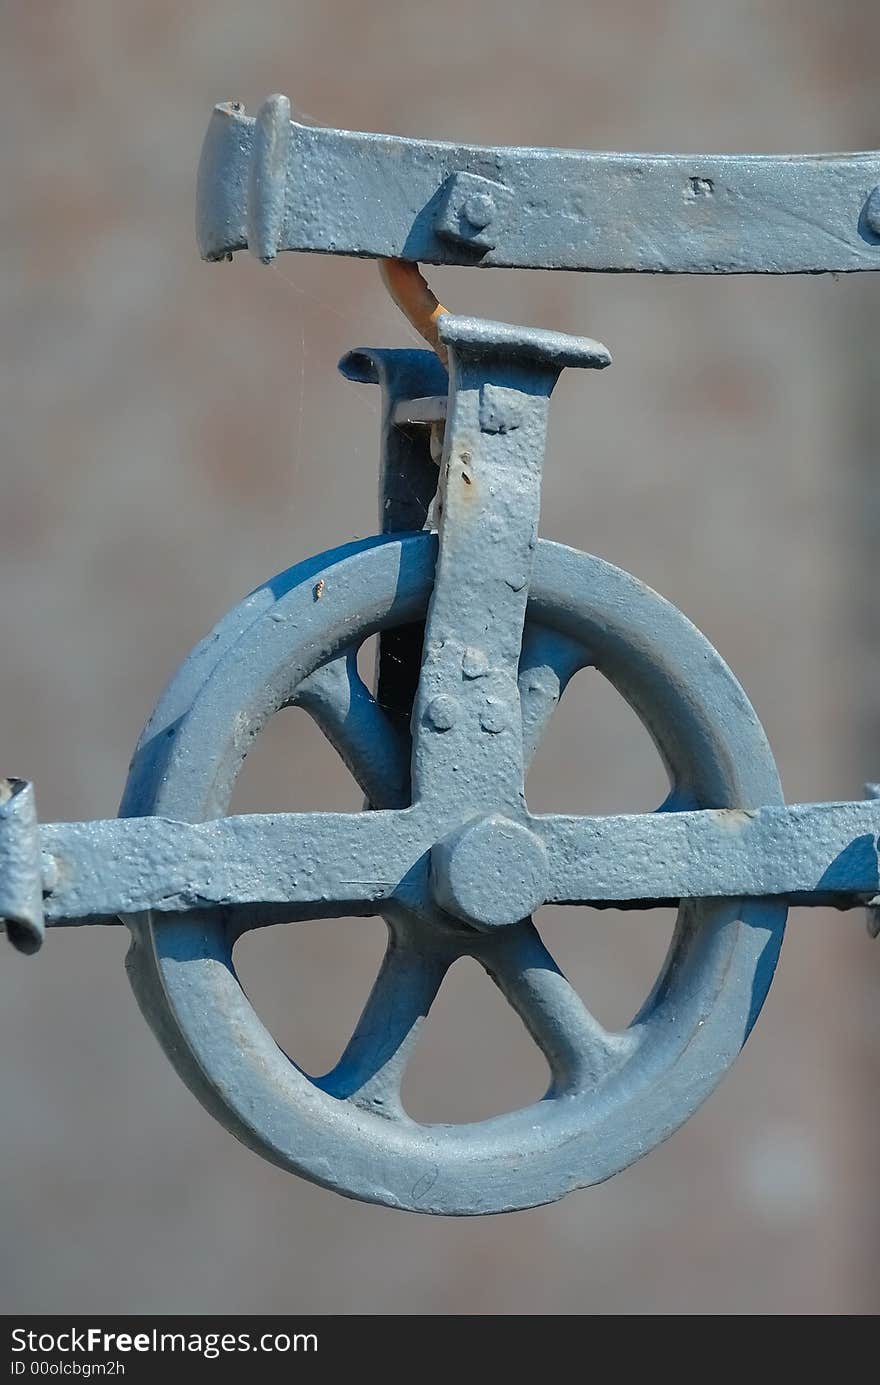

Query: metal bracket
[433,171,513,253]
[0,780,43,954]
[2,794,879,952]
[4,92,880,1214]
[196,94,880,273]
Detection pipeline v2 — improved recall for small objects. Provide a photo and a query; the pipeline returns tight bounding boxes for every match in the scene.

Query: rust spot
[313,579,325,601]
[378,260,449,366]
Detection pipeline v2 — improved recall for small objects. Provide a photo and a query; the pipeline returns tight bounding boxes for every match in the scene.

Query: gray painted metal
[114,545,787,1208]
[1,318,873,1211]
[196,96,880,273]
[0,779,43,954]
[4,95,879,1213]
[104,321,793,1213]
[543,801,880,906]
[2,795,877,933]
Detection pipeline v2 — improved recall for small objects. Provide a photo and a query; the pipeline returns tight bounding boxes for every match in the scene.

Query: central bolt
[431,815,550,930]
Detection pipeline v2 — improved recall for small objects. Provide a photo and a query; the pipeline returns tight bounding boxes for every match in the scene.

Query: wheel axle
[431,816,550,930]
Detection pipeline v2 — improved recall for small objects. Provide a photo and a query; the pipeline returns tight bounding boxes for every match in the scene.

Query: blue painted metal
[0,795,876,932]
[0,780,43,954]
[197,96,880,273]
[112,520,789,1212]
[2,93,878,1214]
[0,321,795,1213]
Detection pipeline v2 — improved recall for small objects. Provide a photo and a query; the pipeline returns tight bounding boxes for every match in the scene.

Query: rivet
[479,698,508,734]
[463,192,495,229]
[425,695,459,731]
[865,187,880,238]
[462,647,490,679]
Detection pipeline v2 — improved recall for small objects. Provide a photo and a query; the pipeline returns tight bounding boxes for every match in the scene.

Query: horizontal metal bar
[4,793,880,943]
[540,801,880,904]
[197,98,880,274]
[39,810,418,928]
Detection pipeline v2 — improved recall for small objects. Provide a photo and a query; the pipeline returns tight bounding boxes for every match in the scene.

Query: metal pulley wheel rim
[121,531,786,1215]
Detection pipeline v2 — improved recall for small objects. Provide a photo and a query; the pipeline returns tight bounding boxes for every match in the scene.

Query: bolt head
[479,698,508,734]
[431,815,549,929]
[424,694,459,731]
[461,646,490,679]
[463,192,495,230]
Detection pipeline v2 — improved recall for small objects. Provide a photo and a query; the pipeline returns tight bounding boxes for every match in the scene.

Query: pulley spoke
[518,625,591,769]
[317,934,451,1117]
[293,652,411,808]
[470,921,631,1094]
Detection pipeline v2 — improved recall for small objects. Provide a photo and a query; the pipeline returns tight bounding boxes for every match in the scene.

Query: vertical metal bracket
[0,779,44,954]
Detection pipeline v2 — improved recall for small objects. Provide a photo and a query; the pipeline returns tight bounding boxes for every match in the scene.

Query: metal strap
[197,96,880,274]
[7,797,879,934]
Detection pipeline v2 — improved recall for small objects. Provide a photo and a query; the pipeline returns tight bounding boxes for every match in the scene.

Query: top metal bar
[197,96,880,274]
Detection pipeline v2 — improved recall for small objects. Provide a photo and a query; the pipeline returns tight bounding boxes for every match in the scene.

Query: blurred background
[1,0,878,1315]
